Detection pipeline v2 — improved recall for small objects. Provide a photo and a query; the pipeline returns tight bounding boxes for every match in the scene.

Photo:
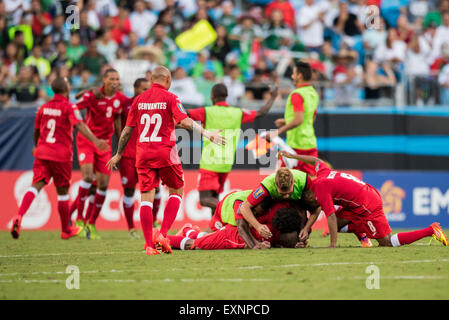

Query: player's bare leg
[153,186,161,227]
[123,187,139,239]
[86,172,110,240]
[199,190,219,217]
[74,164,95,236]
[56,186,82,239]
[11,180,46,239]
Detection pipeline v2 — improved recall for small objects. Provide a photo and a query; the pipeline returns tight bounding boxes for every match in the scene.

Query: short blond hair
[275,168,294,192]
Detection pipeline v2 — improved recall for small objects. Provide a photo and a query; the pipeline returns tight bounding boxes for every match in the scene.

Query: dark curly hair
[272,207,302,233]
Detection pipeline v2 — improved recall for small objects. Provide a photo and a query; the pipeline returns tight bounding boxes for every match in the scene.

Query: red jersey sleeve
[171,96,188,124]
[125,99,138,128]
[247,185,270,207]
[241,109,258,124]
[68,103,83,127]
[188,107,205,123]
[291,93,304,112]
[314,181,335,217]
[76,91,94,110]
[315,161,331,178]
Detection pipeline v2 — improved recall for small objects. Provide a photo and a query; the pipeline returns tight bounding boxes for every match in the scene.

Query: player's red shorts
[137,164,184,192]
[119,157,138,189]
[280,148,318,176]
[77,138,111,175]
[192,225,245,250]
[209,195,241,231]
[197,169,229,194]
[336,207,391,239]
[32,158,72,187]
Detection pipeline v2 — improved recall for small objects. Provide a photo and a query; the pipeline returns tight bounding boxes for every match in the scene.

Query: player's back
[127,83,187,168]
[34,94,81,162]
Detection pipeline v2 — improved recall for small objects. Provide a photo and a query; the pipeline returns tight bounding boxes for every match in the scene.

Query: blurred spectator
[30,0,52,39]
[405,34,431,76]
[264,9,296,50]
[147,0,167,12]
[2,43,19,79]
[77,41,108,77]
[210,25,232,66]
[423,0,449,28]
[195,69,216,105]
[170,66,205,105]
[97,29,118,63]
[78,10,97,46]
[439,62,449,104]
[147,23,176,66]
[95,0,119,18]
[85,1,101,30]
[332,48,363,106]
[156,7,179,38]
[333,0,362,38]
[24,45,51,79]
[50,41,73,70]
[396,15,414,44]
[296,0,325,51]
[1,66,44,107]
[245,68,270,101]
[363,60,396,101]
[0,14,7,50]
[229,14,264,51]
[380,0,409,28]
[67,33,86,65]
[191,50,224,79]
[374,28,406,66]
[264,0,296,29]
[223,65,245,105]
[43,14,71,44]
[431,11,449,61]
[72,69,95,91]
[4,0,30,26]
[41,34,55,60]
[130,0,157,42]
[363,17,387,57]
[12,30,29,64]
[217,1,237,32]
[111,7,132,45]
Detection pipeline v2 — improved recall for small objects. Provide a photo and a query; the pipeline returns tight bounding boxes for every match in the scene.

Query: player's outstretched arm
[236,219,258,249]
[240,200,272,239]
[278,151,321,167]
[106,126,134,170]
[327,213,338,248]
[255,85,278,118]
[75,87,104,100]
[299,205,321,243]
[179,117,226,146]
[76,122,109,152]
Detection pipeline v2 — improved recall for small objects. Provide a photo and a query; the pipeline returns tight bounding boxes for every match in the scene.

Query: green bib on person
[220,190,252,226]
[284,85,319,150]
[200,106,243,173]
[261,170,308,200]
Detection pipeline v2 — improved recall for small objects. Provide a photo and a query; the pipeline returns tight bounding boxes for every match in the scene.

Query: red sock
[394,227,434,246]
[18,188,38,217]
[58,195,71,233]
[84,196,95,224]
[89,190,106,225]
[140,202,154,248]
[160,194,182,237]
[69,195,78,216]
[123,196,135,230]
[76,181,91,221]
[166,235,187,249]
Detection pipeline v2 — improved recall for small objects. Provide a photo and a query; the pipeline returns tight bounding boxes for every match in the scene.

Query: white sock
[390,234,401,247]
[180,237,189,250]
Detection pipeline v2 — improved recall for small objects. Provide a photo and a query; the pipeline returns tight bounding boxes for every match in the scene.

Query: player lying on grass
[164,205,304,250]
[278,151,449,248]
[239,167,321,241]
[10,77,109,239]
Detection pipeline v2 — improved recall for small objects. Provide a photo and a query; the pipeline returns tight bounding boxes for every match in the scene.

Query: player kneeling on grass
[165,205,305,250]
[10,77,109,240]
[278,151,449,248]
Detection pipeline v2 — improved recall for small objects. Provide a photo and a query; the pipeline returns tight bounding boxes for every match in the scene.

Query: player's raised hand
[106,153,122,171]
[256,224,272,239]
[299,228,309,242]
[274,118,285,128]
[94,139,110,152]
[207,129,226,146]
[277,150,295,159]
[270,84,279,99]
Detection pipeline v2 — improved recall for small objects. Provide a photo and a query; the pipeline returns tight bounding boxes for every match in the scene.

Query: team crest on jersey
[72,105,83,120]
[177,102,186,114]
[113,99,120,108]
[253,186,264,199]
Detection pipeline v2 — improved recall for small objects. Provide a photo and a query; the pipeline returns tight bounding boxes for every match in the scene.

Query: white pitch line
[0,251,139,259]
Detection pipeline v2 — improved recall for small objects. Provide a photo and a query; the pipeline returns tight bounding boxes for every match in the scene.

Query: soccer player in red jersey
[187,84,278,214]
[118,78,151,238]
[279,151,449,248]
[74,68,129,239]
[107,66,226,255]
[10,77,109,239]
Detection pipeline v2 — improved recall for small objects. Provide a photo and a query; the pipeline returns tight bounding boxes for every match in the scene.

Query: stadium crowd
[1,0,449,109]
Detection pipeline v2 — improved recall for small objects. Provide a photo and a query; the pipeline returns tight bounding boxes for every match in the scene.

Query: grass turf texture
[0,229,448,300]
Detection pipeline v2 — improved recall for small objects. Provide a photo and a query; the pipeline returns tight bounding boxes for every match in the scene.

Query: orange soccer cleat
[430,222,448,246]
[61,226,82,240]
[10,215,22,239]
[145,247,161,256]
[152,228,172,254]
[360,234,373,248]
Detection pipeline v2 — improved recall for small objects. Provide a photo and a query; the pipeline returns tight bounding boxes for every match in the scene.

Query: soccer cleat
[75,220,88,239]
[152,228,172,254]
[61,226,82,240]
[145,246,161,256]
[128,228,141,239]
[10,215,22,239]
[360,234,373,248]
[430,222,448,246]
[176,223,193,237]
[86,223,101,240]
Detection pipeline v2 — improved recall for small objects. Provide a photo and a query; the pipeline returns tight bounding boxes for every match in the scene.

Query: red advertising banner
[1,169,362,232]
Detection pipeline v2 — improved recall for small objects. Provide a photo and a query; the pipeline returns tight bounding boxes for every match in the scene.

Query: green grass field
[1,229,448,300]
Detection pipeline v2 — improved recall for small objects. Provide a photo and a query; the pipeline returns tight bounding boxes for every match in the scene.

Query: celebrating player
[279,151,449,248]
[106,66,226,256]
[188,83,278,214]
[10,77,109,239]
[73,68,129,239]
[239,167,321,239]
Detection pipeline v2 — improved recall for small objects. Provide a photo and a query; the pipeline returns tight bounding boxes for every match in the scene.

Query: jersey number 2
[46,119,56,143]
[139,114,162,142]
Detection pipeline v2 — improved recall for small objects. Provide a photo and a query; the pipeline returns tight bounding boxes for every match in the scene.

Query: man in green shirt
[265,60,319,176]
[188,83,278,215]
